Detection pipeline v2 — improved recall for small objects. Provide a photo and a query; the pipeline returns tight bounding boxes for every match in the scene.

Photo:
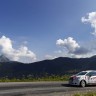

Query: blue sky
[0,0,96,62]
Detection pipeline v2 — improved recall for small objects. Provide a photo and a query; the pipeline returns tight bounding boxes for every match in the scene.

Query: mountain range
[0,55,96,78]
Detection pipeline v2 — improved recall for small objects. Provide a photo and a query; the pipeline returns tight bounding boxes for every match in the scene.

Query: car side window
[86,72,92,76]
[92,72,96,76]
[86,72,96,76]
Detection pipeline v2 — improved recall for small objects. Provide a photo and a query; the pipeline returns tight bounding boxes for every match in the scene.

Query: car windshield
[76,71,87,75]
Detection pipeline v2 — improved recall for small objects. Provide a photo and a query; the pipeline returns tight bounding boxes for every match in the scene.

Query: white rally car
[69,70,96,87]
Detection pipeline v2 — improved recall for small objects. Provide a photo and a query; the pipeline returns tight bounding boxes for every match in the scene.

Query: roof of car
[83,70,96,72]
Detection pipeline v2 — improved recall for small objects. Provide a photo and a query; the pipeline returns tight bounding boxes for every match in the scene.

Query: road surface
[0,81,95,96]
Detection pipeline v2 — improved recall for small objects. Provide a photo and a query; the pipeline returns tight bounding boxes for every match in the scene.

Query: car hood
[70,75,85,78]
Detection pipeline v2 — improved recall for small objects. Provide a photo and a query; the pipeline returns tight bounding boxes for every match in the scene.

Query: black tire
[80,80,86,87]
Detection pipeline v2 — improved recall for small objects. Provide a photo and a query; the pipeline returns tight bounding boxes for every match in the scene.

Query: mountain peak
[0,55,10,62]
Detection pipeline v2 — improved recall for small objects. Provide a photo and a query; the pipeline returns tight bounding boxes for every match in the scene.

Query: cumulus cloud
[81,12,96,35]
[0,36,36,63]
[56,37,90,57]
[56,37,80,53]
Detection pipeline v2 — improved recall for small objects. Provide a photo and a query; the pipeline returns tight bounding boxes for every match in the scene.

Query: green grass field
[0,75,70,82]
[74,92,96,96]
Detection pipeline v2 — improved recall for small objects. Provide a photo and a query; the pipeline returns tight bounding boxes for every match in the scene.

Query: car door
[90,72,96,84]
[86,72,96,84]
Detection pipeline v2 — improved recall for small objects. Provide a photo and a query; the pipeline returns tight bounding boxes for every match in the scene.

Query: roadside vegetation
[74,92,96,96]
[0,75,70,82]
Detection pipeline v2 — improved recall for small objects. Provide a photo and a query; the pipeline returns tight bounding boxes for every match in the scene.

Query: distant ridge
[0,56,96,78]
[90,55,96,58]
[0,55,10,62]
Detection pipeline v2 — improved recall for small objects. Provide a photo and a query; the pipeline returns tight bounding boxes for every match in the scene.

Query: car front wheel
[80,80,86,87]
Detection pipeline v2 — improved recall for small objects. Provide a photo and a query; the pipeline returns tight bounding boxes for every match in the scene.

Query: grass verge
[74,92,96,96]
[0,75,70,82]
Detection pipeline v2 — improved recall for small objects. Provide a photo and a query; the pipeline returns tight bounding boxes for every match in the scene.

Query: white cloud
[81,12,96,35]
[0,36,36,63]
[56,37,90,57]
[56,37,80,53]
[45,55,57,60]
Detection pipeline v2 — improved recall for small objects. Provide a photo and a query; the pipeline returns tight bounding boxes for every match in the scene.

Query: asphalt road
[0,81,96,96]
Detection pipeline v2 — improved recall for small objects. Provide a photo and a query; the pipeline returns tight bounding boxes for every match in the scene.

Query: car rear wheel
[80,80,86,87]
